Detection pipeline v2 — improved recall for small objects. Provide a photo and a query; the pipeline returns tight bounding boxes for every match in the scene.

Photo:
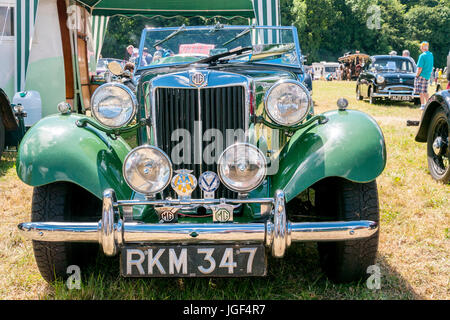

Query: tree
[405,1,450,67]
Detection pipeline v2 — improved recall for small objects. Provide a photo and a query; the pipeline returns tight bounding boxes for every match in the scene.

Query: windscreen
[138,26,300,69]
[371,58,416,73]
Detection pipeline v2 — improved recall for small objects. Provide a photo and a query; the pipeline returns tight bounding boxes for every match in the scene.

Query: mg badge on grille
[155,207,179,223]
[198,171,220,199]
[212,204,234,222]
[171,169,197,198]
[190,71,207,87]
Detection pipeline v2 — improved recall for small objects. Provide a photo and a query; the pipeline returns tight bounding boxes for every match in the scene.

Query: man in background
[415,42,434,110]
[142,48,153,65]
[402,50,410,58]
[125,45,134,61]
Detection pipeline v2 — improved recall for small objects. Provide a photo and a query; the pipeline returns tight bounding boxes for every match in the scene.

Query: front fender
[415,90,450,143]
[271,109,386,202]
[16,113,132,200]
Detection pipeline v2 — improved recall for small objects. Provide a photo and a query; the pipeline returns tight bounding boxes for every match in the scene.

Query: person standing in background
[435,68,440,85]
[143,48,153,65]
[125,45,134,62]
[415,42,434,110]
[430,67,434,85]
[402,50,410,57]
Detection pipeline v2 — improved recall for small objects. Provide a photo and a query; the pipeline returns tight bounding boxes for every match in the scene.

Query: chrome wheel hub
[432,136,447,156]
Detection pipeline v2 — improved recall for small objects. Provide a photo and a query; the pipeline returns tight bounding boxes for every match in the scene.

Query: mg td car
[16,25,386,283]
[356,55,420,105]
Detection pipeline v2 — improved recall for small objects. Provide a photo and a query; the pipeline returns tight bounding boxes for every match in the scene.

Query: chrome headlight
[376,75,385,83]
[217,143,267,193]
[91,83,137,128]
[264,80,311,126]
[123,145,172,195]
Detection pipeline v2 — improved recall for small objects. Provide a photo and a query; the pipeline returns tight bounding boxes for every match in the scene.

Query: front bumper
[18,189,378,258]
[372,86,419,99]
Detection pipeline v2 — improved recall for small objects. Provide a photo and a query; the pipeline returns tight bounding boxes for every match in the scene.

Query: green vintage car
[16,25,386,283]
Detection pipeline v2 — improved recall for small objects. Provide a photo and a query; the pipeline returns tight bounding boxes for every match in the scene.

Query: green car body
[16,82,386,223]
[16,25,386,282]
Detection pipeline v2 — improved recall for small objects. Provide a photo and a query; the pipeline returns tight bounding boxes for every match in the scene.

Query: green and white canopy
[14,0,280,95]
[91,15,109,62]
[75,0,256,18]
[14,0,39,92]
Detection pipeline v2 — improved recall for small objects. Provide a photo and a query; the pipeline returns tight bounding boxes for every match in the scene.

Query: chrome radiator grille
[154,86,246,199]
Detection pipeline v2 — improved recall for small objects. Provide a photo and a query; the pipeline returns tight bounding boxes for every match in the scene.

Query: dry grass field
[0,81,448,300]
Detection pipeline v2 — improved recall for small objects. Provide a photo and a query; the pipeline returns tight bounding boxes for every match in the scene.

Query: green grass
[1,80,448,300]
[47,243,411,300]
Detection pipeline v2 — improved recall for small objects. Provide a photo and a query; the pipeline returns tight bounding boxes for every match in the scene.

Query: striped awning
[253,0,281,43]
[75,0,256,18]
[91,15,109,63]
[14,0,39,92]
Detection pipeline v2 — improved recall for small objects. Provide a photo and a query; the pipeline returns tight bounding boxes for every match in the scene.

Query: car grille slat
[155,86,245,199]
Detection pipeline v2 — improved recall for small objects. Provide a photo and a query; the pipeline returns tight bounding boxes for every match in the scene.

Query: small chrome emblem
[198,171,220,198]
[190,71,206,87]
[155,207,179,223]
[212,204,234,222]
[171,169,197,198]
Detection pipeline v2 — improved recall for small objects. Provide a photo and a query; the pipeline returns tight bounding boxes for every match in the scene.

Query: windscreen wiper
[222,27,253,46]
[194,46,253,65]
[153,24,186,48]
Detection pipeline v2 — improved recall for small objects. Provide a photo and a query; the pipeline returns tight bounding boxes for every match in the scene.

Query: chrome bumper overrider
[18,189,378,258]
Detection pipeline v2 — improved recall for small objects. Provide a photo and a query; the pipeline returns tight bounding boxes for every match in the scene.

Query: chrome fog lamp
[123,145,172,195]
[217,143,267,193]
[376,75,385,84]
[264,80,311,126]
[91,83,137,128]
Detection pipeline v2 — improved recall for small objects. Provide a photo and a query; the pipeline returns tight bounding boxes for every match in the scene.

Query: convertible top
[75,0,256,18]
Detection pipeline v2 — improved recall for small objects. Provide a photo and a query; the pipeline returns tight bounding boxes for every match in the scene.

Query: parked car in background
[312,61,339,80]
[415,51,450,183]
[17,25,386,284]
[415,89,450,183]
[356,55,420,105]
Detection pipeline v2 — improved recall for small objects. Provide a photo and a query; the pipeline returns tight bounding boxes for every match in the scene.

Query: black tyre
[368,87,377,104]
[0,116,5,158]
[315,179,379,283]
[356,85,363,101]
[31,183,100,282]
[427,108,450,183]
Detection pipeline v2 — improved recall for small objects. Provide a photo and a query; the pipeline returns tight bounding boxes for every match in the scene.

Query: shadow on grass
[0,152,16,178]
[368,100,420,109]
[44,243,421,300]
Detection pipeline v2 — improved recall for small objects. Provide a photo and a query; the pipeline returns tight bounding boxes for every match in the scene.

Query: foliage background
[102,0,450,67]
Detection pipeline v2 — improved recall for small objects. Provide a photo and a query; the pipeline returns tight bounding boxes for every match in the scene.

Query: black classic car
[356,55,420,104]
[415,89,450,183]
[414,51,450,183]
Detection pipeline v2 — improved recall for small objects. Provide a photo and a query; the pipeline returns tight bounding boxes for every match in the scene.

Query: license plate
[391,96,411,101]
[121,244,267,277]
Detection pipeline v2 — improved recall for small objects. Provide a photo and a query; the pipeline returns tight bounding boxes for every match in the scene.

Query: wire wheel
[427,109,450,183]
